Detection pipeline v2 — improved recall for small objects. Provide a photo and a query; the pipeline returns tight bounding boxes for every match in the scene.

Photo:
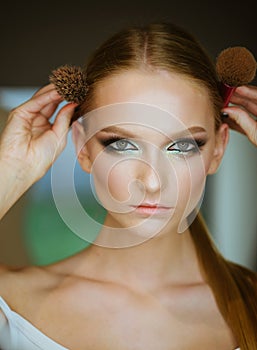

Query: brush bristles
[49,65,88,104]
[216,47,256,87]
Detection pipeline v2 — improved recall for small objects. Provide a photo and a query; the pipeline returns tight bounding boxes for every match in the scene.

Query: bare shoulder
[0,263,65,308]
[0,249,94,307]
[0,263,24,285]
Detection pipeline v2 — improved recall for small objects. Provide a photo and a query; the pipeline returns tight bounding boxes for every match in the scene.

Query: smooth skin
[0,75,256,349]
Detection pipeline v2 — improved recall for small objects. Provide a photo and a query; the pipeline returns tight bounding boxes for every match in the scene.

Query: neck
[75,218,203,291]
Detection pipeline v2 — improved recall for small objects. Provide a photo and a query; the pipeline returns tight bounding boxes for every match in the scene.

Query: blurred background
[0,0,257,271]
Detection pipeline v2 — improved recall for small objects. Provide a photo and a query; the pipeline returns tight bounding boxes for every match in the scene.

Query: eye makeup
[97,133,207,156]
[99,136,138,152]
[166,137,207,155]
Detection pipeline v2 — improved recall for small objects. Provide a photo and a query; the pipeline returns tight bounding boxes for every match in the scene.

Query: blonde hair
[80,22,257,348]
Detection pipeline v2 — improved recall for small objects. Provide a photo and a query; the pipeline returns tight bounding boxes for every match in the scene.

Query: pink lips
[131,203,173,215]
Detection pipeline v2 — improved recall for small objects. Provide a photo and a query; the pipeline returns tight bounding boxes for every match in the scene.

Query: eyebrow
[98,125,208,139]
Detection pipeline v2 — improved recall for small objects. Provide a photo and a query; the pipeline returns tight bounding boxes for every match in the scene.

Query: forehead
[83,70,215,136]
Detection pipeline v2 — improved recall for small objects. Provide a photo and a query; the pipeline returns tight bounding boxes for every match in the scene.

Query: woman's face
[74,70,229,238]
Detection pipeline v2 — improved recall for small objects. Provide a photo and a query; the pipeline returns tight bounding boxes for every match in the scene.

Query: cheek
[91,155,136,207]
[107,162,134,202]
[175,155,207,211]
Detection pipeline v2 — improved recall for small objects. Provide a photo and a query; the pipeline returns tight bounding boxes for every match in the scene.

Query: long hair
[80,22,257,348]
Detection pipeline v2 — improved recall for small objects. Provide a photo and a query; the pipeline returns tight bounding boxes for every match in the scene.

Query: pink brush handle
[220,82,237,107]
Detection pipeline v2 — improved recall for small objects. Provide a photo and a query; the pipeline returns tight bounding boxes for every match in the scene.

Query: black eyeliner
[98,136,125,148]
[168,137,208,153]
[98,135,207,153]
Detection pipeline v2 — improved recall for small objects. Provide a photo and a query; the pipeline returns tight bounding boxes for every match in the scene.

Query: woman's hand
[0,84,76,180]
[222,85,257,146]
[0,84,77,218]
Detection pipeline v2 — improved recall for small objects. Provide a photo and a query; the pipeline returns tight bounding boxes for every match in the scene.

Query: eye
[167,138,205,154]
[110,139,137,151]
[99,137,138,152]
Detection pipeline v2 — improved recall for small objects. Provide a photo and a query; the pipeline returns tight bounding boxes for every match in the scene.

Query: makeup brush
[216,46,256,107]
[49,65,88,103]
[49,65,88,124]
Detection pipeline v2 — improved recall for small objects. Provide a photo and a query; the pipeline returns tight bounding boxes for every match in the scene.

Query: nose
[137,160,164,194]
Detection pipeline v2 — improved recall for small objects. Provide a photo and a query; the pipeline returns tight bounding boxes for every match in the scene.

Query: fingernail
[221,112,229,118]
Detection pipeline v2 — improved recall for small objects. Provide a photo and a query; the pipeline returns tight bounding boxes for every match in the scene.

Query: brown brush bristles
[49,65,88,104]
[216,47,256,87]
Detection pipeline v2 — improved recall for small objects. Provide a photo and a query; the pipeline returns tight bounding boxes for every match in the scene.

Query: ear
[207,123,230,175]
[72,121,92,173]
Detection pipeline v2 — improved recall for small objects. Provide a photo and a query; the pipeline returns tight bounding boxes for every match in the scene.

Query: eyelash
[99,136,207,155]
[167,138,206,154]
[100,137,137,152]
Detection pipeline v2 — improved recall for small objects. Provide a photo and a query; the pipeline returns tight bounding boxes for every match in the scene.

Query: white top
[0,297,66,349]
[0,296,240,350]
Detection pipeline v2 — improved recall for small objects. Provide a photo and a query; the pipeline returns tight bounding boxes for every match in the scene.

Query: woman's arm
[222,85,257,145]
[0,84,77,219]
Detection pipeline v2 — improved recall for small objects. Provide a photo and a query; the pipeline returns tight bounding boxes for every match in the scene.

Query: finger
[34,84,65,118]
[34,85,64,119]
[222,106,257,145]
[221,116,246,135]
[32,83,56,97]
[233,85,257,102]
[230,95,257,118]
[40,101,62,120]
[52,103,78,140]
[230,85,257,116]
[11,89,63,122]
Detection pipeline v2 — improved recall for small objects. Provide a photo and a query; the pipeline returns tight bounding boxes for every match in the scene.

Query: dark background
[1,0,257,86]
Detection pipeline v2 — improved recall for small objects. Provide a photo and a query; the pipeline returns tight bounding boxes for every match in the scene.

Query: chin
[107,211,178,235]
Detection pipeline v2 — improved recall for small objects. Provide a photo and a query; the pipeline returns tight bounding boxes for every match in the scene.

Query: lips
[131,203,173,215]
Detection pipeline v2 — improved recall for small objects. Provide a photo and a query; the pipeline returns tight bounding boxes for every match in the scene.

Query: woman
[0,22,257,349]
